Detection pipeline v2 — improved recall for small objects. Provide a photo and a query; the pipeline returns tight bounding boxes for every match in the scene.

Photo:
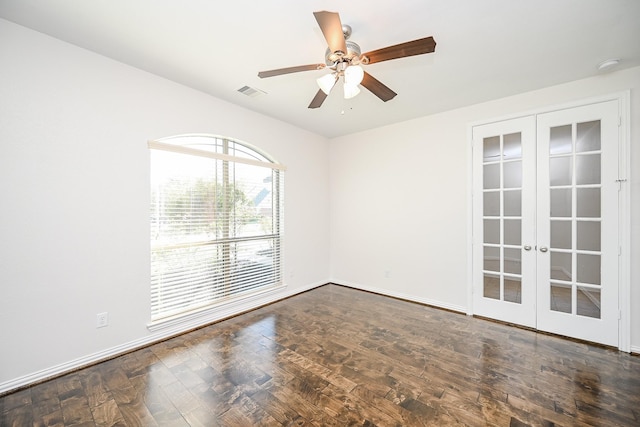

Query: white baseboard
[6,280,629,395]
[631,345,640,355]
[330,280,467,314]
[0,280,325,395]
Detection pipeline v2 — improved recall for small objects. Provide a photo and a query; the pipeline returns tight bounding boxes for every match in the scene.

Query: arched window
[148,135,284,321]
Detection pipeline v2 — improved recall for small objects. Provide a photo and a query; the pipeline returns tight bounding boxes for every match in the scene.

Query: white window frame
[147,135,285,329]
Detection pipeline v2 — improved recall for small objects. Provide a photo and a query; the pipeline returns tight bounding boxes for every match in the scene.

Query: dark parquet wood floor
[1,284,639,426]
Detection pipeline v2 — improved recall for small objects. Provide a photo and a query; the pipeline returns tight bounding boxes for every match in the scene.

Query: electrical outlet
[96,312,109,328]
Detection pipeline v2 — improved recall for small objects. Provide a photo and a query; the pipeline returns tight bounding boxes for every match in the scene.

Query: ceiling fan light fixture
[317,73,337,94]
[344,64,364,86]
[343,82,361,99]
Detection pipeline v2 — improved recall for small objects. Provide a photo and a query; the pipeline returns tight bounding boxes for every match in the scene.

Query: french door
[472,100,621,347]
[472,116,537,328]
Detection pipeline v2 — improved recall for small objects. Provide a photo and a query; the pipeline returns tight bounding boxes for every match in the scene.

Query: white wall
[329,66,640,348]
[0,19,330,391]
[2,17,639,393]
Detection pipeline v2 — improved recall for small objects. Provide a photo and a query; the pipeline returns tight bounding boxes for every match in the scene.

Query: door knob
[540,246,548,253]
[524,245,532,251]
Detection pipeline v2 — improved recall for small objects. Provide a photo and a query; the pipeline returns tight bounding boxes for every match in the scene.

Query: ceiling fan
[257,11,436,109]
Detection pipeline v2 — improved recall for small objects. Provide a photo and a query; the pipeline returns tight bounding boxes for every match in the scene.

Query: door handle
[524,245,532,251]
[539,246,548,253]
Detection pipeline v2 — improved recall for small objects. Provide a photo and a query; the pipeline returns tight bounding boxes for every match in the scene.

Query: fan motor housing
[325,40,362,65]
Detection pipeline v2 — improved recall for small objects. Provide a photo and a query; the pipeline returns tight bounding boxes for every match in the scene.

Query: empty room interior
[1,1,639,425]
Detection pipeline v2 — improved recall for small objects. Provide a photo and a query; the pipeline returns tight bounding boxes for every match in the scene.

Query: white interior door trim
[617,92,631,353]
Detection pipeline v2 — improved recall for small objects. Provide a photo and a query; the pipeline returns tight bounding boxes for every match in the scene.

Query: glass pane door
[536,101,619,347]
[473,100,620,347]
[473,116,536,328]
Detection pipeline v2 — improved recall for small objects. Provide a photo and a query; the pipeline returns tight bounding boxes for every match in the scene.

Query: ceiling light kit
[316,25,364,100]
[258,11,436,109]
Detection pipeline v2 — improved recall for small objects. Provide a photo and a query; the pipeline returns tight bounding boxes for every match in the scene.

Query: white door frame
[466,91,631,352]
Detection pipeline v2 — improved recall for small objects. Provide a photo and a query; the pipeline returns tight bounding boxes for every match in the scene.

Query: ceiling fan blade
[308,89,328,109]
[361,71,397,102]
[258,64,326,78]
[362,36,436,64]
[313,11,347,55]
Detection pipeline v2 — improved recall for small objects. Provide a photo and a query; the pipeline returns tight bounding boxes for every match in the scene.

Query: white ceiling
[1,0,639,138]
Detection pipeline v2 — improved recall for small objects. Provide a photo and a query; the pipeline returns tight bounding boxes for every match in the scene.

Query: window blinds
[149,138,283,321]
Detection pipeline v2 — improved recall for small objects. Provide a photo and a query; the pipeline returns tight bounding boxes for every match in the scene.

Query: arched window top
[156,134,280,166]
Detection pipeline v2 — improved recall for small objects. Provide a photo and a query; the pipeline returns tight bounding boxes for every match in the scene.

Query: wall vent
[237,85,266,98]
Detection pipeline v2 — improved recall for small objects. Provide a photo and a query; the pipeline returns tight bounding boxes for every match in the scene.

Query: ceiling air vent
[237,85,266,98]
